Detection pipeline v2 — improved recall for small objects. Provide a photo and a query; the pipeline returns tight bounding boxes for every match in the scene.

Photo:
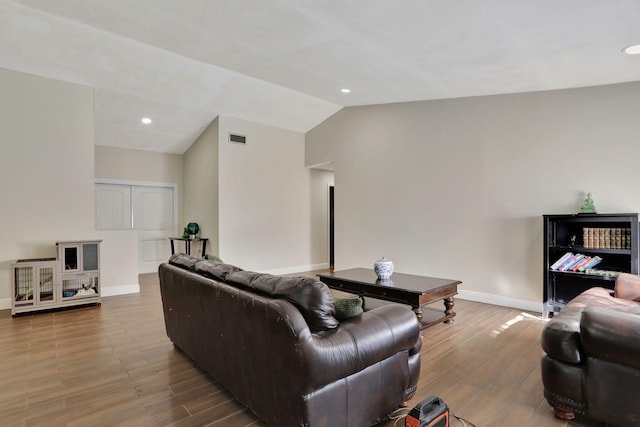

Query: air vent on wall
[228,133,247,144]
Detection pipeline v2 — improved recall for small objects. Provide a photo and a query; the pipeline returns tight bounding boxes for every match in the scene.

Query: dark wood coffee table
[318,268,461,329]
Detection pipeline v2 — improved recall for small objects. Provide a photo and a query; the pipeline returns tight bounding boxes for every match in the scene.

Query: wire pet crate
[11,240,102,316]
[12,258,57,305]
[62,276,98,298]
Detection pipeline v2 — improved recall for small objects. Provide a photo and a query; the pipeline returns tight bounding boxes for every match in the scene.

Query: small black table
[169,237,208,258]
[318,268,461,329]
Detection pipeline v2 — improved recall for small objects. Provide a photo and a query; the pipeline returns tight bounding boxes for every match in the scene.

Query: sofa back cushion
[194,259,244,282]
[169,254,243,282]
[226,270,339,332]
[168,253,200,271]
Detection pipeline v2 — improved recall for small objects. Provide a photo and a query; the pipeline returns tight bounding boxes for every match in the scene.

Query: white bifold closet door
[96,183,175,274]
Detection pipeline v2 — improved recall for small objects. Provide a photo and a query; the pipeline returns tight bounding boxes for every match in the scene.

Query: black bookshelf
[543,213,639,318]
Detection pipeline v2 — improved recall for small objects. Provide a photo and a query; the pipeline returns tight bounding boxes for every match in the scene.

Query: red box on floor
[405,396,449,427]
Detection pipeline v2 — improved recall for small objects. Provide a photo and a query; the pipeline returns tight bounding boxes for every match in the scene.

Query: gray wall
[0,68,93,303]
[0,68,139,306]
[306,81,640,311]
[97,115,333,275]
[217,116,330,273]
[183,118,219,256]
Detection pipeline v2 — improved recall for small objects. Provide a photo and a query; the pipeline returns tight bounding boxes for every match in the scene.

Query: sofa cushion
[168,253,199,271]
[226,271,339,332]
[614,273,640,302]
[224,270,262,288]
[194,259,243,282]
[334,295,364,320]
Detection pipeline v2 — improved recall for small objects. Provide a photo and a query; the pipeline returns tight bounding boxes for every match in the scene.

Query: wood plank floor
[0,273,603,427]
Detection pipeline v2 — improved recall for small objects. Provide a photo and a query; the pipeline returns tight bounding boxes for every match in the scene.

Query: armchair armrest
[541,307,582,364]
[303,304,420,388]
[614,273,640,301]
[581,306,640,370]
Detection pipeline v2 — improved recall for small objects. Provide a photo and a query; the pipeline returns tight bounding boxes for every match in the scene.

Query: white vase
[374,257,394,280]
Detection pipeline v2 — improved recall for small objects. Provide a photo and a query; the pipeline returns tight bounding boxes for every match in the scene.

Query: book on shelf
[561,254,586,271]
[553,253,579,271]
[583,268,621,277]
[577,256,602,272]
[550,253,604,273]
[583,227,632,249]
[571,256,592,272]
[550,252,573,270]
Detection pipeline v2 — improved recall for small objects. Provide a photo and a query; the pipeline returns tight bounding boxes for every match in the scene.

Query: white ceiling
[2,0,640,154]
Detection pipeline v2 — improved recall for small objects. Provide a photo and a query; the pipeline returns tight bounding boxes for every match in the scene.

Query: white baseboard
[260,263,330,276]
[1,280,540,315]
[0,285,141,312]
[259,266,544,313]
[457,289,542,314]
[102,284,141,297]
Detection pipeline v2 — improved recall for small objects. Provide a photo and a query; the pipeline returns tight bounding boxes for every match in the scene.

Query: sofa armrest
[581,306,640,370]
[303,304,420,388]
[614,273,640,301]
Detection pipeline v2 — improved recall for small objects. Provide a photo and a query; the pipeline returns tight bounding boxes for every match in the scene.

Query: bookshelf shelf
[543,213,639,318]
[548,245,631,255]
[549,270,618,280]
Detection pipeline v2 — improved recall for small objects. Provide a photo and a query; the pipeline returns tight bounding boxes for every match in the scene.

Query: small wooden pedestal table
[168,237,209,258]
[318,268,461,329]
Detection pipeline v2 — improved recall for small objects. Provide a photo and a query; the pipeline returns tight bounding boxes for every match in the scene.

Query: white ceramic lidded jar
[374,257,394,280]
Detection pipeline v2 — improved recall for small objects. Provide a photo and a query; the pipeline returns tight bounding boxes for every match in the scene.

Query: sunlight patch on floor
[491,311,544,337]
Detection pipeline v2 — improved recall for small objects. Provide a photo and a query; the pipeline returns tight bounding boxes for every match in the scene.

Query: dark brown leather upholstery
[159,255,421,427]
[541,273,640,426]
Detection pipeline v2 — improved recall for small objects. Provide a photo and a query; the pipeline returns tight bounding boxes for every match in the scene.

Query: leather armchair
[541,273,640,426]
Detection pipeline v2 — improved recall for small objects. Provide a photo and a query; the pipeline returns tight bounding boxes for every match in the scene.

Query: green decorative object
[205,254,224,263]
[187,222,200,236]
[579,193,597,214]
[181,227,190,238]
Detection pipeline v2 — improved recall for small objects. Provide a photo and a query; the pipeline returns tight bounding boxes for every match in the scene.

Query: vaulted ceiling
[2,0,640,154]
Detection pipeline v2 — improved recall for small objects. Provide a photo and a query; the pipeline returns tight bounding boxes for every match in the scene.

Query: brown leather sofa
[541,273,640,426]
[159,254,421,427]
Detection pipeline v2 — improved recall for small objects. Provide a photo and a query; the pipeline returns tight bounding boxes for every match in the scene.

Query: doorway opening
[329,185,334,269]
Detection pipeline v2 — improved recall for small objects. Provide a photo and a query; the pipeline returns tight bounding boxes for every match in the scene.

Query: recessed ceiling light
[341,88,351,93]
[623,44,640,55]
[141,117,152,124]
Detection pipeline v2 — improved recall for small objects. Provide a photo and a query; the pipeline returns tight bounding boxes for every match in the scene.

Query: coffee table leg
[413,307,424,326]
[444,297,455,323]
